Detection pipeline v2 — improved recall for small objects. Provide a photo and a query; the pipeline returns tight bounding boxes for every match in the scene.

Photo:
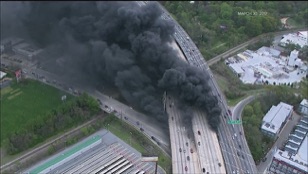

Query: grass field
[0,79,72,145]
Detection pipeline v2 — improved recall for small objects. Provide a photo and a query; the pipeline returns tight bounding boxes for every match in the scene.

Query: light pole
[141,157,158,174]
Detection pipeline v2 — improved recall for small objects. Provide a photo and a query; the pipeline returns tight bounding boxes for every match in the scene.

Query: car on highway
[187,156,190,161]
[185,166,188,172]
[239,145,242,149]
[136,121,140,125]
[237,151,240,156]
[186,142,188,146]
[140,128,144,131]
[183,149,186,153]
[228,109,232,116]
[202,168,205,173]
[239,131,242,135]
[179,148,182,152]
[171,116,174,120]
[198,141,200,146]
[190,148,193,153]
[198,130,201,135]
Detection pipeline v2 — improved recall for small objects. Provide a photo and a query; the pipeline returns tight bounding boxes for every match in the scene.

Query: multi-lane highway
[157,2,258,173]
[193,109,226,173]
[167,96,200,174]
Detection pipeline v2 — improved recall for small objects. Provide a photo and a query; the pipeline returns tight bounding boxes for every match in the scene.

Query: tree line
[162,1,307,59]
[5,93,101,155]
[242,85,303,162]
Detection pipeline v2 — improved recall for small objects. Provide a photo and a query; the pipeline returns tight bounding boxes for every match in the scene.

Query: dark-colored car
[202,168,205,173]
[190,148,193,153]
[198,130,201,135]
[179,148,182,152]
[187,156,190,161]
[171,117,174,120]
[186,142,189,146]
[185,166,188,172]
[239,131,242,135]
[239,145,242,149]
[140,128,144,131]
[136,121,140,125]
[198,142,201,146]
[228,109,232,116]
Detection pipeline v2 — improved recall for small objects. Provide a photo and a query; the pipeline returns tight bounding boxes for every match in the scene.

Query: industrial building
[24,131,158,174]
[226,46,307,85]
[0,71,7,79]
[0,37,24,54]
[0,37,42,60]
[261,102,293,138]
[298,99,308,116]
[268,115,308,174]
[280,31,308,48]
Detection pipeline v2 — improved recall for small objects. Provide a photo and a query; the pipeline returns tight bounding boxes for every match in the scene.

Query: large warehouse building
[24,131,159,174]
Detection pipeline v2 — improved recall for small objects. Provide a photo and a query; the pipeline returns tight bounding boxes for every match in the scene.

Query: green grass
[0,79,72,144]
[102,115,172,173]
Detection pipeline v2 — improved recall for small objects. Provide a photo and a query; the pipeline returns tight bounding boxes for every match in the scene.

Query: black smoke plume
[0,1,221,131]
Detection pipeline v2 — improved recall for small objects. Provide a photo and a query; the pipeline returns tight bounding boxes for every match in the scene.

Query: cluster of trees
[247,34,274,51]
[242,85,303,162]
[5,93,101,155]
[211,61,262,100]
[162,1,307,59]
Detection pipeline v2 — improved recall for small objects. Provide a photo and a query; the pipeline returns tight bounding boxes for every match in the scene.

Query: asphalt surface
[158,2,258,173]
[166,96,200,174]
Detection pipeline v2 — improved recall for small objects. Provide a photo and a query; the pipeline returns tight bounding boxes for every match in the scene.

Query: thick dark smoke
[1,1,221,131]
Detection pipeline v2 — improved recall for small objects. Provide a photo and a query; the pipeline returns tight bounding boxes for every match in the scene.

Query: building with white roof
[261,102,293,138]
[288,50,299,67]
[268,116,308,174]
[0,71,7,79]
[298,99,308,116]
[280,31,308,48]
[226,46,307,85]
